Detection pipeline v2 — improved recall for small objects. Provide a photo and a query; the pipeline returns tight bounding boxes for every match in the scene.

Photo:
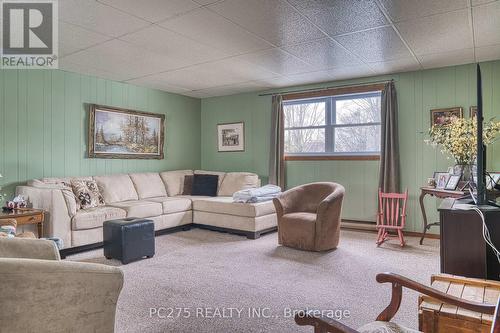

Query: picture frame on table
[487,172,500,190]
[445,175,461,190]
[434,172,451,190]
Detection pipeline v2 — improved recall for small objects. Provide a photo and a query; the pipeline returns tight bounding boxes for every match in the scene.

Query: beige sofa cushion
[94,174,138,203]
[146,197,192,214]
[194,170,226,189]
[218,172,259,196]
[129,173,167,199]
[71,206,126,230]
[160,170,193,196]
[192,197,275,217]
[108,200,162,218]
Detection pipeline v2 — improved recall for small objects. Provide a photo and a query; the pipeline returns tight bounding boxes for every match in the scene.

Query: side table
[0,208,45,238]
[419,187,464,244]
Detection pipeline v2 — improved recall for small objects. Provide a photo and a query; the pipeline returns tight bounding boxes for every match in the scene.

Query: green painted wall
[201,61,500,233]
[0,69,201,198]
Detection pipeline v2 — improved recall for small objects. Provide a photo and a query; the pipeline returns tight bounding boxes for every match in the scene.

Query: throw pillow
[71,179,105,209]
[191,174,219,197]
[182,175,194,195]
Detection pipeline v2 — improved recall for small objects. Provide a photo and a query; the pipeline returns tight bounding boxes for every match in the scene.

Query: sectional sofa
[16,170,277,253]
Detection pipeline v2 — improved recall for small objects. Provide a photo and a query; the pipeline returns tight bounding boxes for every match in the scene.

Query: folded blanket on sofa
[233,185,282,203]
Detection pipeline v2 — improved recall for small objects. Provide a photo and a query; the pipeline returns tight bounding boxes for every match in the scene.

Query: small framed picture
[430,107,463,127]
[470,106,477,118]
[217,122,245,152]
[487,172,500,190]
[445,175,461,190]
[434,172,451,190]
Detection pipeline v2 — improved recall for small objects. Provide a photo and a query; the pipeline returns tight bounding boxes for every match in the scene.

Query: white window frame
[283,91,382,157]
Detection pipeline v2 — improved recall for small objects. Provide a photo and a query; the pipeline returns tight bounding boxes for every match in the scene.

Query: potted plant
[427,118,500,181]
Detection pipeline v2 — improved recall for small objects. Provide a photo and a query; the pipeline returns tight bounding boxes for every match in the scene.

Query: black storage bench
[103,218,155,264]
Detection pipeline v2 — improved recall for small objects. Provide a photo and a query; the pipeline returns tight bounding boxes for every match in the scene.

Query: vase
[453,164,473,181]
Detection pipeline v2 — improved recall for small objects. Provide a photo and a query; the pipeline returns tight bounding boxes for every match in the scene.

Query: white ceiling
[58,0,500,98]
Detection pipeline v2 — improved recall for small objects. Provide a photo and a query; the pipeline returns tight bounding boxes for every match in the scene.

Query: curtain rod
[258,79,394,97]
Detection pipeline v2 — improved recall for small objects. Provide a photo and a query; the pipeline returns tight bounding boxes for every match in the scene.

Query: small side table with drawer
[0,208,45,238]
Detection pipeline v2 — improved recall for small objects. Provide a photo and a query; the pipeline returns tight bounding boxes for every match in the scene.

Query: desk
[419,187,465,244]
[0,208,45,238]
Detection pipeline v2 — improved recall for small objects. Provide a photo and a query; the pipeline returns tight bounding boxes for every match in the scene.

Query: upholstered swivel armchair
[0,237,124,333]
[273,182,345,251]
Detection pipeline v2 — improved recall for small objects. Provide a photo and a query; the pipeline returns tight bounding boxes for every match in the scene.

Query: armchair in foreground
[273,182,345,251]
[0,238,124,333]
[295,272,500,333]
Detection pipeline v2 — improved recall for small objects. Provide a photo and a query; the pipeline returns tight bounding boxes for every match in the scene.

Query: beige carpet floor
[68,229,439,333]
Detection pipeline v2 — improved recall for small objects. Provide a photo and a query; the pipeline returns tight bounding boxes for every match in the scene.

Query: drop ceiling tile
[335,26,411,63]
[62,39,177,79]
[418,48,474,69]
[251,75,296,88]
[59,0,150,37]
[119,25,227,68]
[396,9,472,55]
[472,0,498,6]
[144,58,277,90]
[209,0,325,46]
[192,0,222,5]
[159,8,272,56]
[59,21,111,57]
[285,65,374,85]
[369,57,421,75]
[59,59,132,82]
[378,0,468,22]
[475,44,500,62]
[290,0,388,36]
[97,0,200,22]
[282,38,362,70]
[126,77,192,94]
[235,48,315,75]
[193,81,268,97]
[473,1,500,47]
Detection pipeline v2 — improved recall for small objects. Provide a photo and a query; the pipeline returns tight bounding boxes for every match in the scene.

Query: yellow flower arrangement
[428,118,500,165]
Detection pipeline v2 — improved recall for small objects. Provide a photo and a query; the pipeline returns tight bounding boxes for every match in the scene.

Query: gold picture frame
[430,107,463,127]
[88,104,165,159]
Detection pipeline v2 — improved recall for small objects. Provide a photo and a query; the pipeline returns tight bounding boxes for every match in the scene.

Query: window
[283,91,382,159]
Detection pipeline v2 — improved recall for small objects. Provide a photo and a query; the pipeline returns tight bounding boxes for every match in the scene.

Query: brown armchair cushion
[273,182,345,251]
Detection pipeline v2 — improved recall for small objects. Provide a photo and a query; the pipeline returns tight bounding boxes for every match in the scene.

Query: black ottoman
[103,218,155,264]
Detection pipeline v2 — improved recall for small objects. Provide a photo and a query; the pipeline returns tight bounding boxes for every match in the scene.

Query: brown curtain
[269,95,285,188]
[379,81,400,193]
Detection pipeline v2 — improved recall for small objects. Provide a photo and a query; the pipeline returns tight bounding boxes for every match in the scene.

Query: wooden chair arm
[376,272,497,322]
[295,311,360,333]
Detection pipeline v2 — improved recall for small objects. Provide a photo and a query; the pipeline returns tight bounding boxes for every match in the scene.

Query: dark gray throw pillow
[191,174,219,196]
[182,175,194,195]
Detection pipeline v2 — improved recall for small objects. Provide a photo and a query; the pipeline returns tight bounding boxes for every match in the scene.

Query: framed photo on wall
[217,122,245,152]
[430,107,463,127]
[88,104,165,159]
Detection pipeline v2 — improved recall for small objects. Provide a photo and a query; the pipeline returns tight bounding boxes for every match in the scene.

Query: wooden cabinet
[439,199,500,281]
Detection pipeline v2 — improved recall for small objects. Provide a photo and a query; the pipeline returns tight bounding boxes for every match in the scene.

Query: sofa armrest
[0,237,60,260]
[0,258,124,333]
[16,186,72,248]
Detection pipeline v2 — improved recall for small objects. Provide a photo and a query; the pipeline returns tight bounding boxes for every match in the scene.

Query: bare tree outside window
[284,101,326,153]
[335,96,381,153]
[283,93,381,155]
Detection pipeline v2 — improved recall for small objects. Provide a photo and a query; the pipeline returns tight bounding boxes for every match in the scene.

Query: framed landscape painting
[430,107,463,127]
[88,105,165,159]
[217,122,245,152]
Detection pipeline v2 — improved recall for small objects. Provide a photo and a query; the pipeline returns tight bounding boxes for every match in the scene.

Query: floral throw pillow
[71,180,105,210]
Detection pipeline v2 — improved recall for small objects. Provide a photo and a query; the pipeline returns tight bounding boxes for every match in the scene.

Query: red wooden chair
[376,188,408,247]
